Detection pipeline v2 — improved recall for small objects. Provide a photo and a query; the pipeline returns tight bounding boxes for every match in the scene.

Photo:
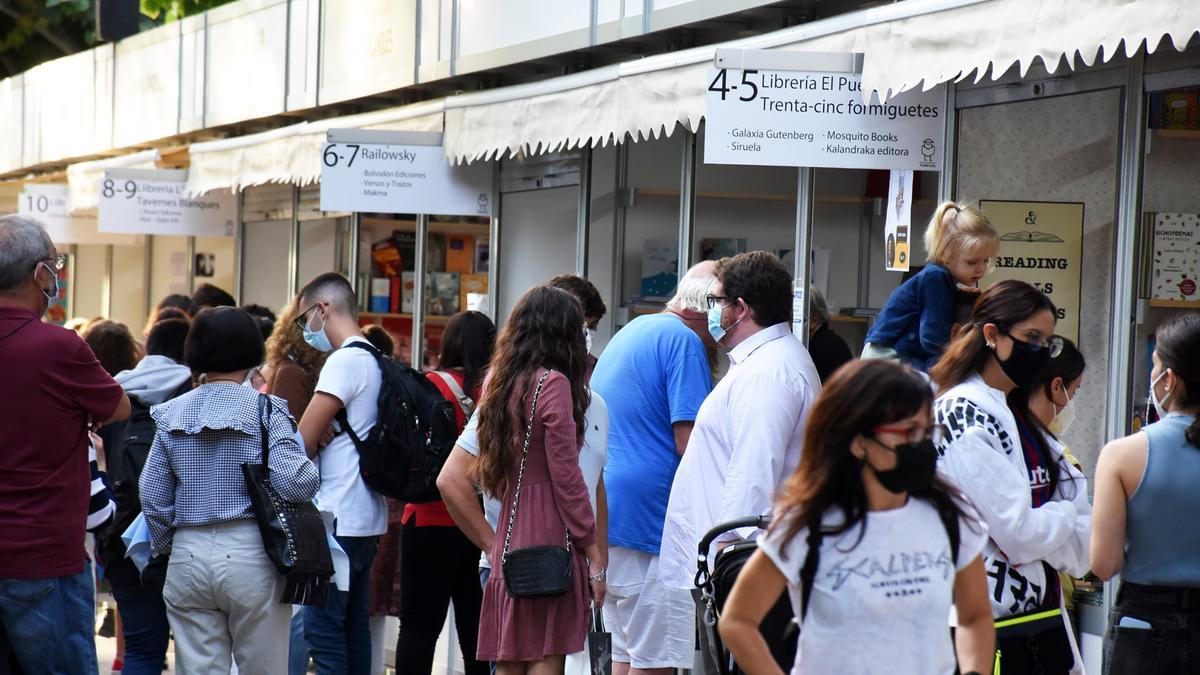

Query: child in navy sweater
[863,201,999,371]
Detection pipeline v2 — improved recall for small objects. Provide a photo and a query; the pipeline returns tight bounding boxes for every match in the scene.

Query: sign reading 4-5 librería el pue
[705,61,945,171]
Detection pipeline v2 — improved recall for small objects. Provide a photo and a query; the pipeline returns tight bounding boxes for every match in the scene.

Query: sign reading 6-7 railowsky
[704,52,945,171]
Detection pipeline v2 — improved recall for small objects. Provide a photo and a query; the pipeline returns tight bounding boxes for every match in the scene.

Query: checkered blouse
[139,383,320,554]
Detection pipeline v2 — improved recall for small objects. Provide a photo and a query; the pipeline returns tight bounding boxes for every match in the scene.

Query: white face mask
[1149,369,1173,419]
[584,326,595,354]
[1049,388,1077,435]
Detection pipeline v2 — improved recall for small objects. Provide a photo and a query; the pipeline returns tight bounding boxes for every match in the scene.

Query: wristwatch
[588,567,607,583]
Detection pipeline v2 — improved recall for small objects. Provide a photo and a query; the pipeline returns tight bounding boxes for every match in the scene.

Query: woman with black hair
[395,310,497,675]
[139,306,320,674]
[930,280,1088,675]
[718,359,993,674]
[1092,312,1200,674]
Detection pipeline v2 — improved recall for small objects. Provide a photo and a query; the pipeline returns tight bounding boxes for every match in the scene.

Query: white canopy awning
[859,0,1200,99]
[444,0,1200,164]
[66,149,160,213]
[442,0,992,164]
[184,100,445,196]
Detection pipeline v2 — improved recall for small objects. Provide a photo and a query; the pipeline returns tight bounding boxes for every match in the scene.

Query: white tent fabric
[183,99,444,196]
[444,0,1200,165]
[66,149,160,213]
[442,5,903,164]
[859,0,1200,99]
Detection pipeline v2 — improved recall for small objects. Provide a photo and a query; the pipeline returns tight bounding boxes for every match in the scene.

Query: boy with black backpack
[97,317,193,674]
[296,273,390,675]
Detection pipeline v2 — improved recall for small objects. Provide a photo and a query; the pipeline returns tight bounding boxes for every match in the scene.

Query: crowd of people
[3,204,1200,675]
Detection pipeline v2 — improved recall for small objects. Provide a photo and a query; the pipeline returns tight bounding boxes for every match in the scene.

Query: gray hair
[809,284,829,325]
[667,260,718,313]
[0,215,54,296]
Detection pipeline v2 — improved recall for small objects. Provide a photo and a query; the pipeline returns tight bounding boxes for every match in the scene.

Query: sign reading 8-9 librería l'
[704,66,945,171]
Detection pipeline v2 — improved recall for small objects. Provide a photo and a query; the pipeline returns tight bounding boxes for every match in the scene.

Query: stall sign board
[320,135,493,217]
[979,200,1085,344]
[1150,213,1200,302]
[98,169,236,237]
[19,183,143,245]
[705,64,945,170]
[885,170,914,272]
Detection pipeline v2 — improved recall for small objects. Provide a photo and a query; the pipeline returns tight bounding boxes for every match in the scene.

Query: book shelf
[359,312,452,325]
[1148,298,1200,309]
[1152,128,1200,141]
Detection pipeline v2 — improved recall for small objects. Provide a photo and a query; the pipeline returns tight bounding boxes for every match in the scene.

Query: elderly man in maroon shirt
[0,215,131,674]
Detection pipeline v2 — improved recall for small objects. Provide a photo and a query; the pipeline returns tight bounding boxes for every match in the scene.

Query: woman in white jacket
[930,280,1091,675]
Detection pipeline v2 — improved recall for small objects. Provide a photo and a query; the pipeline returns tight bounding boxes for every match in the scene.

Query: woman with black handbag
[930,280,1089,675]
[139,307,321,675]
[473,286,607,675]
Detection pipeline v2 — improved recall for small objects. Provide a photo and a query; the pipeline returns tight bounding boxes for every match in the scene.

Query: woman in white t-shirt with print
[719,359,994,675]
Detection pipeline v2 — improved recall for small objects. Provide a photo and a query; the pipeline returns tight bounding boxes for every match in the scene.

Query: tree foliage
[0,0,235,78]
[139,0,234,23]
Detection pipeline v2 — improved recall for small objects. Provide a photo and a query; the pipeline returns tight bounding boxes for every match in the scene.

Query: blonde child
[862,201,999,371]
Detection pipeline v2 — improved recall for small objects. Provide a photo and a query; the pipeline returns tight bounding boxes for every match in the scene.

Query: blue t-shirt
[592,313,712,554]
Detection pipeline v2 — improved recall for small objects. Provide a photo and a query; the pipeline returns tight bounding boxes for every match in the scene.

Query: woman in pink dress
[473,285,607,674]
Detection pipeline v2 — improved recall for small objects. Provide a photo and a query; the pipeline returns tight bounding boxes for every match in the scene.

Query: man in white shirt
[297,273,387,675]
[657,251,820,672]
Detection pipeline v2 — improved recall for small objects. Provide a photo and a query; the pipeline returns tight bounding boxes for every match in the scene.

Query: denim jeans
[0,563,99,675]
[107,558,170,675]
[303,535,378,675]
[1104,581,1200,675]
[289,609,310,675]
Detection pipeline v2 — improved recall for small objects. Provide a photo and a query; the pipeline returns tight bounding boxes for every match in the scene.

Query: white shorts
[602,547,696,669]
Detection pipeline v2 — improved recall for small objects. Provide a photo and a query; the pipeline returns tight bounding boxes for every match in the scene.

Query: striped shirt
[139,384,320,554]
[87,438,115,532]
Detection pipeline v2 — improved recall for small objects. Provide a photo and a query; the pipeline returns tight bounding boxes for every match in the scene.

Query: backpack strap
[799,523,823,624]
[430,370,475,418]
[332,340,382,451]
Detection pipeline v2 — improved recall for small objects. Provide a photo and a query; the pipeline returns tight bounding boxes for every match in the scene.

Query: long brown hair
[265,296,327,385]
[930,279,1058,392]
[473,286,590,496]
[770,359,968,555]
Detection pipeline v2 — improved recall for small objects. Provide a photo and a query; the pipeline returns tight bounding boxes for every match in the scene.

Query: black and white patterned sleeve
[86,438,115,532]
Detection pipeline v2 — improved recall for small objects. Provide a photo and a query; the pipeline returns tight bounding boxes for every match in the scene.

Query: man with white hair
[590,261,717,675]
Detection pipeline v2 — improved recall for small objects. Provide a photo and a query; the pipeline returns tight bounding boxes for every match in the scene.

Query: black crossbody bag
[241,394,335,606]
[501,371,574,597]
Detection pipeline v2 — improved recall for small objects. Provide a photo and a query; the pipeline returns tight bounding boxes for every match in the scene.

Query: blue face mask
[302,310,334,352]
[707,301,742,345]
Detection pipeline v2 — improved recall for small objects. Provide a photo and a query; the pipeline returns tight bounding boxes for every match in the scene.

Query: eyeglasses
[872,423,949,446]
[37,254,67,272]
[705,294,730,310]
[294,302,322,331]
[1005,330,1064,358]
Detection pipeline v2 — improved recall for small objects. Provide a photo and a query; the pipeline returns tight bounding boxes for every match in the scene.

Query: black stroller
[694,515,798,675]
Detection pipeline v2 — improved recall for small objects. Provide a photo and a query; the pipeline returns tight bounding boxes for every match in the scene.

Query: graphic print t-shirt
[758,499,988,675]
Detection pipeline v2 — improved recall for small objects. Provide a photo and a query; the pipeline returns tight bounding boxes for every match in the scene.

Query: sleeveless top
[1124,413,1200,586]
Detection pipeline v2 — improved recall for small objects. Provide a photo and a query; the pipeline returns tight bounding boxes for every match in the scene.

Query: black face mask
[867,438,939,495]
[996,332,1051,389]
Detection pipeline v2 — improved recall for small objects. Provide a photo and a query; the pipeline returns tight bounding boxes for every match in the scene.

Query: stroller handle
[696,514,771,560]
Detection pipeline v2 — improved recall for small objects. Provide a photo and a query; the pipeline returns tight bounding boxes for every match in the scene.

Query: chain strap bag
[242,394,335,606]
[501,370,575,598]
